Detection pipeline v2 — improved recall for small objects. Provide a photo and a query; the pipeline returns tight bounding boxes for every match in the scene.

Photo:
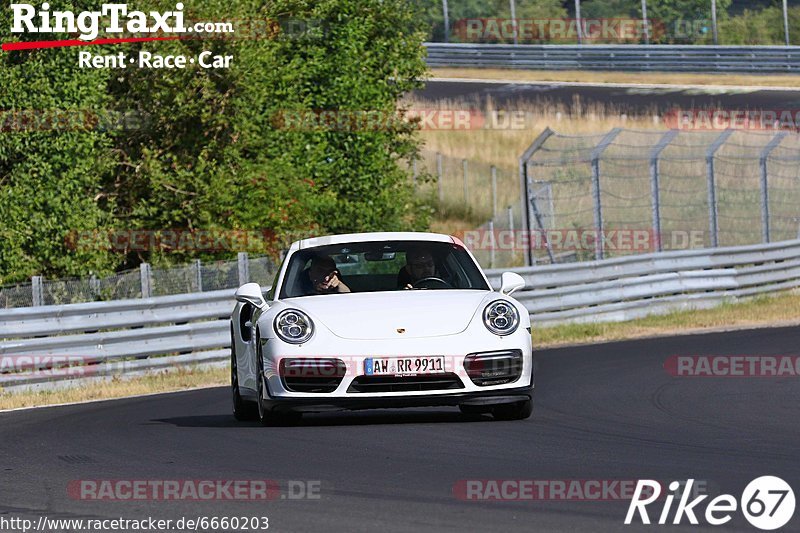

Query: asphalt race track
[1,326,799,532]
[416,80,800,115]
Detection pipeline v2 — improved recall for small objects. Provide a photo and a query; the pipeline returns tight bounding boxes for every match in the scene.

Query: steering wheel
[412,277,452,289]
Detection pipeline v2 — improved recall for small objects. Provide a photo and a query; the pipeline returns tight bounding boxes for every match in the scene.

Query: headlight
[274,309,314,344]
[483,300,519,336]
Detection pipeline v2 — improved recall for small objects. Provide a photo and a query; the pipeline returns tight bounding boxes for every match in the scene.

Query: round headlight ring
[483,300,520,336]
[274,309,314,344]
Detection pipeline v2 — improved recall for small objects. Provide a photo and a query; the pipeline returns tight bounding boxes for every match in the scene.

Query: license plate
[364,356,445,376]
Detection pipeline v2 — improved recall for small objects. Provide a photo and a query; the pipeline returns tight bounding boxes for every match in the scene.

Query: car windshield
[279,240,490,298]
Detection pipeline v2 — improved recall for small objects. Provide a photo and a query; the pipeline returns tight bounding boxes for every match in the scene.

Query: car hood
[282,290,493,340]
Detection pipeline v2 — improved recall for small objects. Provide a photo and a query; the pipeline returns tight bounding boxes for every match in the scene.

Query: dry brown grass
[0,366,227,411]
[533,290,800,348]
[431,68,800,89]
[404,95,664,168]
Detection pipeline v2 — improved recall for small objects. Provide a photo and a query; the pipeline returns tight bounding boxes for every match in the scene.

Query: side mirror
[499,272,525,296]
[235,283,267,308]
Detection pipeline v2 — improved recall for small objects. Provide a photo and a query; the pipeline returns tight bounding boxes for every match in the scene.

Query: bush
[0,0,430,283]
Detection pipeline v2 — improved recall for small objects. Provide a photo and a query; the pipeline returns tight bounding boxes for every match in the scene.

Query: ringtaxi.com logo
[625,477,795,530]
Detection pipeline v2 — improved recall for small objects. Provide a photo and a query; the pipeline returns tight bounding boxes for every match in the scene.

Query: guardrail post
[706,129,734,248]
[436,153,443,203]
[590,128,622,260]
[139,263,152,298]
[238,252,249,286]
[519,128,555,266]
[462,159,469,206]
[194,259,203,292]
[650,130,678,252]
[31,276,43,306]
[491,166,498,219]
[759,132,787,243]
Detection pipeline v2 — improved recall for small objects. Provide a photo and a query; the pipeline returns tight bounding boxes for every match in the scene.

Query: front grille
[281,358,346,393]
[464,350,523,386]
[347,373,464,393]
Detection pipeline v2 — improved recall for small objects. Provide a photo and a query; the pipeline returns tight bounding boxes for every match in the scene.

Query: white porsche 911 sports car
[230,232,533,425]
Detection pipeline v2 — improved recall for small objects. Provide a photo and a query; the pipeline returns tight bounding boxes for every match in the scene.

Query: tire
[256,334,301,427]
[231,333,257,421]
[491,399,533,421]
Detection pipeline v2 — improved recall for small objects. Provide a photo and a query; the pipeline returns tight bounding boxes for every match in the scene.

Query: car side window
[267,251,288,301]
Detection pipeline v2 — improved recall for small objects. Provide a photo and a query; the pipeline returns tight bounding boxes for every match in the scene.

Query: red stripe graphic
[2,36,185,52]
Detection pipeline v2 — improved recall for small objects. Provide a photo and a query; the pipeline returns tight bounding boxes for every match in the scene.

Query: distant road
[416,79,800,114]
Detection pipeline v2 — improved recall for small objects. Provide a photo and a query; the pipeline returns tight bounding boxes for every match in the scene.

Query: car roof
[294,232,456,250]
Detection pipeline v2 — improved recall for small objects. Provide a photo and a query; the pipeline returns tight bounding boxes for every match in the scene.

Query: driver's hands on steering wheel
[406,276,452,289]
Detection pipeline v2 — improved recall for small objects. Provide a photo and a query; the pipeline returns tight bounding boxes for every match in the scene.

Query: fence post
[491,166,498,219]
[139,263,152,298]
[89,274,100,299]
[507,206,515,253]
[509,0,518,45]
[519,128,555,266]
[31,276,43,307]
[462,159,469,206]
[759,132,787,244]
[194,259,203,292]
[436,152,443,203]
[591,128,622,260]
[441,0,449,43]
[650,130,678,253]
[706,129,734,248]
[488,220,495,268]
[574,0,583,44]
[412,159,418,193]
[238,252,250,286]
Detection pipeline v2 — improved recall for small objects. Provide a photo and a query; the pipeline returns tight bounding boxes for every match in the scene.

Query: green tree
[0,1,120,284]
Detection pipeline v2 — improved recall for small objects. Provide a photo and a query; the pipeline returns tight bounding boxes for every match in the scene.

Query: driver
[397,248,437,289]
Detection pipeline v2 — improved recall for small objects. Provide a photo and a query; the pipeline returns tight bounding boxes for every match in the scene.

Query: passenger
[302,255,351,295]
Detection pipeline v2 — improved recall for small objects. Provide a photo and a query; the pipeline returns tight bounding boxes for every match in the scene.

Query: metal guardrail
[2,239,800,391]
[424,43,800,72]
[486,239,800,324]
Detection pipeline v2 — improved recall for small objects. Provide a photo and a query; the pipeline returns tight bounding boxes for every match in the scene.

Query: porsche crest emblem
[396,328,406,334]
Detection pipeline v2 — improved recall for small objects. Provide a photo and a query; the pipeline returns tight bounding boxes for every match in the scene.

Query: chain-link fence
[0,254,277,309]
[414,128,800,268]
[419,0,797,46]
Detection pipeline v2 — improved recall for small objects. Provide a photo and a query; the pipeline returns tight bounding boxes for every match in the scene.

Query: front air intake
[280,358,346,393]
[464,350,523,386]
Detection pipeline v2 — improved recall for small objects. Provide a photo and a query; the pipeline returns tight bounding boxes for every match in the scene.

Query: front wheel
[491,399,533,421]
[256,335,302,427]
[231,335,257,421]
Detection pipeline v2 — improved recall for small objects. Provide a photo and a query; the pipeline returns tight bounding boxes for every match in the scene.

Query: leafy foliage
[0,0,430,283]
